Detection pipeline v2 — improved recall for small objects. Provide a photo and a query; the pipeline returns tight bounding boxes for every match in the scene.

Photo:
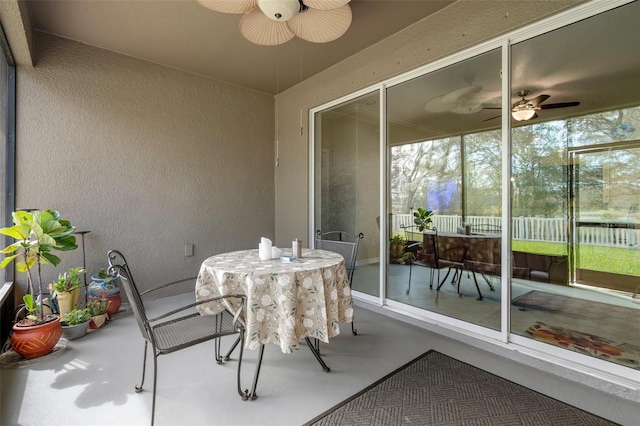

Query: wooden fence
[392,214,638,248]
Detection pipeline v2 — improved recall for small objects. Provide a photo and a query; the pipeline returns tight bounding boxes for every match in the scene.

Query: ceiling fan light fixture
[511,107,537,121]
[257,0,300,21]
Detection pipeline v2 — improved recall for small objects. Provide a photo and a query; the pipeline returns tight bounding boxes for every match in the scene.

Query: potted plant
[0,210,77,359]
[389,234,406,263]
[413,207,434,232]
[86,297,109,329]
[52,266,85,319]
[60,308,91,340]
[88,268,121,316]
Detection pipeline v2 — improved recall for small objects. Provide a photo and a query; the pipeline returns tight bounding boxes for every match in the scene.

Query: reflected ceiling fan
[484,90,580,122]
[198,0,352,46]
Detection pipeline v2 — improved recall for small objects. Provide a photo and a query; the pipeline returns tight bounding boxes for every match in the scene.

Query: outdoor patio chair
[462,236,500,300]
[315,230,363,335]
[435,233,467,293]
[107,249,262,426]
[406,228,439,294]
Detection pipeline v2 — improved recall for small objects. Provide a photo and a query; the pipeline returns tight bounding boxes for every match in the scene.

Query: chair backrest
[415,227,438,267]
[107,250,151,341]
[315,230,363,283]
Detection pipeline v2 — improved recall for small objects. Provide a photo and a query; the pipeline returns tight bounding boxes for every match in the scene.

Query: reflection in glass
[510,2,640,370]
[386,49,502,330]
[313,92,380,297]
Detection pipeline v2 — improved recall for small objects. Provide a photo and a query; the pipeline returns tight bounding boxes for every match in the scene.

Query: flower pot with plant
[389,234,406,263]
[0,210,77,359]
[52,266,85,319]
[87,298,109,329]
[61,308,91,340]
[89,267,122,316]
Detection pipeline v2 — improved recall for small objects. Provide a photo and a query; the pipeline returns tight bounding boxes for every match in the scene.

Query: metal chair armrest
[148,293,246,323]
[139,276,198,297]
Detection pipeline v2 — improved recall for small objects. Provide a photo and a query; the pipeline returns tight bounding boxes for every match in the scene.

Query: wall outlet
[184,243,194,257]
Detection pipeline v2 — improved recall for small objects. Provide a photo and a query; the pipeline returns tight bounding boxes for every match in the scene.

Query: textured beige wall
[15,32,274,296]
[274,0,583,246]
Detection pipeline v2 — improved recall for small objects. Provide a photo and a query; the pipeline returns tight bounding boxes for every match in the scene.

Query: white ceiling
[28,0,454,95]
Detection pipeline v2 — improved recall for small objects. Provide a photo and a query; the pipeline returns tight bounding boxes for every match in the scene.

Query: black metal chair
[107,250,263,426]
[315,230,363,335]
[406,228,439,294]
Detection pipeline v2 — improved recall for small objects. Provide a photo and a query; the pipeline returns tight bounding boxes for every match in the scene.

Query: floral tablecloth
[195,248,354,353]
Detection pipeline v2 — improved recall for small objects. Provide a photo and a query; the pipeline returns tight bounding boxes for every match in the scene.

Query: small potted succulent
[61,308,91,340]
[86,298,109,329]
[51,266,85,319]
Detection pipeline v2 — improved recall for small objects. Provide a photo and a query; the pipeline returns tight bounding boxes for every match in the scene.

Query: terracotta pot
[90,314,108,329]
[106,293,122,316]
[11,316,62,359]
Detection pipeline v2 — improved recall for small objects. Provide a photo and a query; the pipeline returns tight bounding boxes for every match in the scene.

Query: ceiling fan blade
[303,0,350,10]
[527,94,550,107]
[482,106,501,110]
[240,8,295,46]
[483,115,501,122]
[288,5,352,43]
[424,96,458,113]
[539,101,580,109]
[440,85,482,103]
[197,0,257,14]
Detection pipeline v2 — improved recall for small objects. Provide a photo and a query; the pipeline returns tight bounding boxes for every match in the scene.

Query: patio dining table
[195,248,354,370]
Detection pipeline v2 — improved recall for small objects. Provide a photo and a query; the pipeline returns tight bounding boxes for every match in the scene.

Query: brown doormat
[304,351,617,425]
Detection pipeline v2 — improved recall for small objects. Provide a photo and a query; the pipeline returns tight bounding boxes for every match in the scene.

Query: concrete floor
[1,293,638,426]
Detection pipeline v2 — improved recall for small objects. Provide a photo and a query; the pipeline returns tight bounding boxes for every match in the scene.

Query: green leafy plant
[86,298,108,316]
[390,234,405,245]
[61,308,91,326]
[0,210,77,323]
[52,267,85,293]
[22,294,39,321]
[413,207,434,232]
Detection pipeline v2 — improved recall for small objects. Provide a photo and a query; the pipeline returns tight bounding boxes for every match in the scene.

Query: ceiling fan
[197,0,352,46]
[484,90,580,122]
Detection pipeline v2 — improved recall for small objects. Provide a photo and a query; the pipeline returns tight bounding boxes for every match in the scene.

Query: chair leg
[407,262,412,294]
[351,321,357,336]
[135,341,148,393]
[428,267,434,289]
[470,270,484,301]
[437,268,453,291]
[223,334,242,361]
[150,353,159,426]
[237,333,264,401]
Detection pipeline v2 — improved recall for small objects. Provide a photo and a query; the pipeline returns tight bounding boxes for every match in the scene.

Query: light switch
[184,243,194,257]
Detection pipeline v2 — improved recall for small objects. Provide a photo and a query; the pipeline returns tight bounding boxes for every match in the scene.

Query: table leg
[304,337,330,372]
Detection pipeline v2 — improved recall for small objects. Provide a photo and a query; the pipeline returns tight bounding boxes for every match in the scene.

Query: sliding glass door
[311,0,639,375]
[313,91,380,297]
[385,48,502,329]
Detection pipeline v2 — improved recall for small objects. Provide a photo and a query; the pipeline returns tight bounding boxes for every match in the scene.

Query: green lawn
[395,233,639,276]
[512,240,640,276]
